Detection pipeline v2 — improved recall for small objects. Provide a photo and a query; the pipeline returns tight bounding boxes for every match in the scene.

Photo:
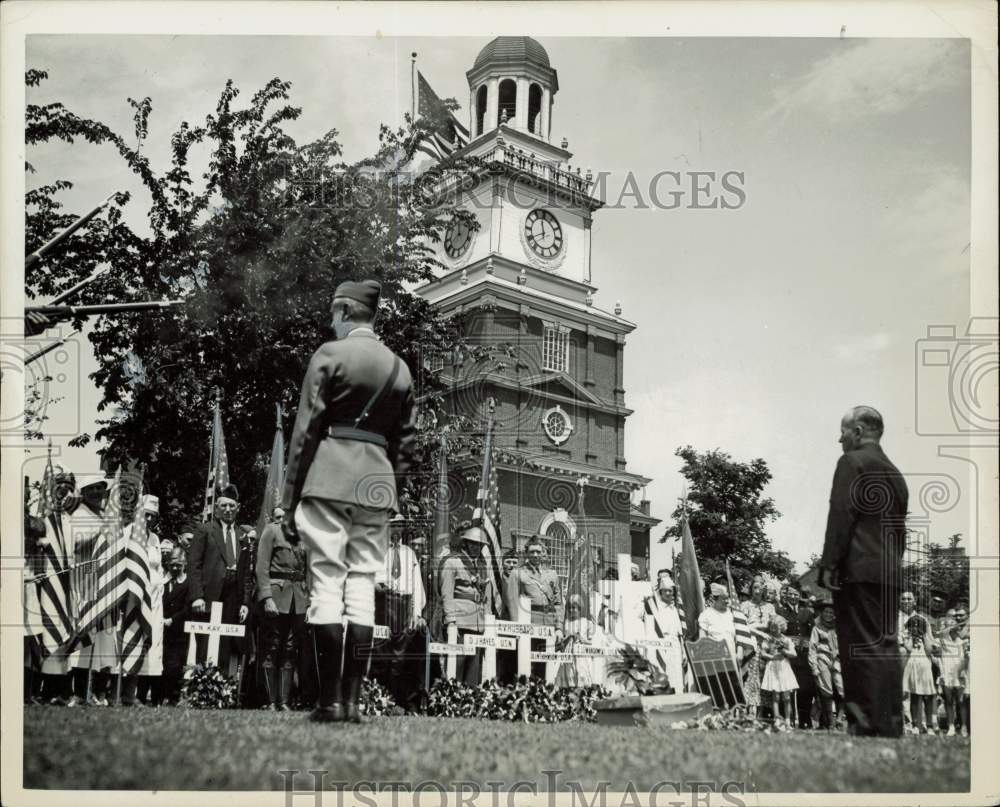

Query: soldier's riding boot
[343,623,373,724]
[310,623,345,723]
[262,663,277,710]
[278,663,294,712]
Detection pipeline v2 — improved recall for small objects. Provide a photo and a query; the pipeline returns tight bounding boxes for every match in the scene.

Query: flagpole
[411,52,417,121]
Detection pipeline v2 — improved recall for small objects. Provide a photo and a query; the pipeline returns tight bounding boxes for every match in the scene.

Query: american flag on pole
[202,398,231,521]
[34,454,74,656]
[73,469,128,637]
[120,477,153,674]
[472,412,504,614]
[726,558,756,661]
[416,71,470,162]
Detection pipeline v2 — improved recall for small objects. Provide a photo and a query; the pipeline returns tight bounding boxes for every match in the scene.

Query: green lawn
[23,705,969,793]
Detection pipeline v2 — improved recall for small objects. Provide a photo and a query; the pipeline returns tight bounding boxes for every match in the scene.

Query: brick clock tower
[416,37,660,583]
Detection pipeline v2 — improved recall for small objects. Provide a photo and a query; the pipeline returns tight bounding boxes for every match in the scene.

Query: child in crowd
[902,614,938,734]
[937,616,967,736]
[808,600,843,730]
[760,615,798,729]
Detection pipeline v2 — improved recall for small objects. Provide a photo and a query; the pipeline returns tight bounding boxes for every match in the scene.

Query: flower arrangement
[605,644,674,695]
[181,664,238,709]
[359,677,397,717]
[422,677,610,723]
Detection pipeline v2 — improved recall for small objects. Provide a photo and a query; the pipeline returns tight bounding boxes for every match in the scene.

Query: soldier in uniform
[282,279,416,723]
[504,535,564,678]
[255,508,309,710]
[440,527,495,685]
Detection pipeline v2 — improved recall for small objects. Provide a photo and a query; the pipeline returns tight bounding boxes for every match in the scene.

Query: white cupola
[466,36,559,142]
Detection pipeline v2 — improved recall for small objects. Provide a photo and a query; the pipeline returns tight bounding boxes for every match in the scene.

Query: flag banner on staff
[676,516,704,640]
[472,411,505,615]
[202,398,231,521]
[34,452,73,656]
[642,594,669,671]
[565,479,594,623]
[255,404,285,537]
[120,472,153,675]
[415,71,470,162]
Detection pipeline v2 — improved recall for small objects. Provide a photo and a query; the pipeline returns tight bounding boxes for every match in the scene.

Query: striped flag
[202,398,231,521]
[726,558,756,660]
[34,454,74,656]
[120,479,153,674]
[416,71,470,162]
[472,414,504,614]
[73,470,128,637]
[565,480,594,623]
[642,594,668,671]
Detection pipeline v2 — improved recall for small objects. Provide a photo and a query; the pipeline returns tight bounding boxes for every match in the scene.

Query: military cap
[709,582,728,598]
[461,526,487,545]
[333,279,381,309]
[216,483,240,503]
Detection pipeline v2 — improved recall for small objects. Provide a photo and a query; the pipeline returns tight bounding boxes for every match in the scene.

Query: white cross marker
[184,601,245,667]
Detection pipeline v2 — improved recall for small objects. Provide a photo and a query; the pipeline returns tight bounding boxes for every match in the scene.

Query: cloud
[764,39,965,124]
[830,331,892,361]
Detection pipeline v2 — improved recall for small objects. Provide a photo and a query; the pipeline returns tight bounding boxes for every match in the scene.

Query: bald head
[839,405,884,452]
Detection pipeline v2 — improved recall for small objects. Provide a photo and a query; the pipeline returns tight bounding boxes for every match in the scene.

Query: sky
[23,34,975,572]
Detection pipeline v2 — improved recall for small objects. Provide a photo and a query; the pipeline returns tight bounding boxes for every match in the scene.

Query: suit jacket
[820,443,909,585]
[282,328,416,513]
[187,519,242,605]
[255,522,309,613]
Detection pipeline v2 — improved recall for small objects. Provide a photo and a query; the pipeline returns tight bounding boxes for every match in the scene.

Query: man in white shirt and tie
[187,483,249,670]
[372,515,426,710]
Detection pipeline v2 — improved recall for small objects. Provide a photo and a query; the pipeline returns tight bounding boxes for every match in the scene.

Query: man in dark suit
[187,483,249,671]
[819,405,908,738]
[282,279,416,724]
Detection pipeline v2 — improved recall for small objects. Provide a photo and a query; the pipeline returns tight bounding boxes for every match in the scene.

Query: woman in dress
[902,613,938,734]
[936,616,966,736]
[739,578,775,718]
[760,615,798,728]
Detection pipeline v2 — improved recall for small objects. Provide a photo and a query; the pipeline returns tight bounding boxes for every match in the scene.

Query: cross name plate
[530,651,574,663]
[429,642,476,656]
[184,621,246,637]
[573,645,618,657]
[494,620,555,639]
[634,638,678,650]
[464,634,516,651]
[373,625,390,640]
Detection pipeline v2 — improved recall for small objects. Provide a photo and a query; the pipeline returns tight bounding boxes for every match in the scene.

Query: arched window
[475,85,487,136]
[528,83,542,134]
[538,509,576,585]
[498,79,517,127]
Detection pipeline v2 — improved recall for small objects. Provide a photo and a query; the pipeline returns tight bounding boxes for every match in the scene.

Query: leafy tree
[662,445,792,585]
[902,533,969,611]
[25,69,489,536]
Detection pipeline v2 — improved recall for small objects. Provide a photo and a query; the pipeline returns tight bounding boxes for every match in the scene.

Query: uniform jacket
[504,564,564,626]
[187,518,246,605]
[255,522,309,614]
[820,443,909,585]
[439,551,495,631]
[282,329,416,513]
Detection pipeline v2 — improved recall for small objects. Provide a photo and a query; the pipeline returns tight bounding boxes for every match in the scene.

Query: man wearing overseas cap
[187,483,250,673]
[282,278,416,724]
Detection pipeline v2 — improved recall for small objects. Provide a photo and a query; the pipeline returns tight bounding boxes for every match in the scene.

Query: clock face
[444,218,473,259]
[524,209,563,259]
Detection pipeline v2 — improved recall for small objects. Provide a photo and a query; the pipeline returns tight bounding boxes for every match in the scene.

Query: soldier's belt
[327,424,388,448]
[530,603,556,613]
[269,571,305,582]
[454,591,482,603]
